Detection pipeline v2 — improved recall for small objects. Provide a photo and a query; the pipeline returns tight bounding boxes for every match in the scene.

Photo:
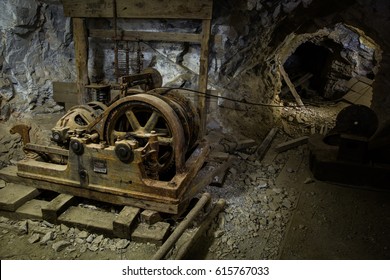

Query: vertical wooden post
[198,19,211,137]
[73,18,89,104]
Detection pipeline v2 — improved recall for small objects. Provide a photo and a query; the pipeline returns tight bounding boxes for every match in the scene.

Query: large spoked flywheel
[103,93,189,178]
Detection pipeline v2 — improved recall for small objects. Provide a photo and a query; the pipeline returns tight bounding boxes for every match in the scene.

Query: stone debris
[116,239,130,250]
[77,230,89,239]
[86,234,96,243]
[88,243,99,252]
[60,224,69,234]
[0,131,303,260]
[304,177,315,184]
[0,180,6,189]
[52,241,71,252]
[28,233,40,244]
[75,238,85,244]
[79,244,88,253]
[40,231,55,245]
[42,221,54,228]
[18,221,28,234]
[204,143,299,260]
[92,235,104,245]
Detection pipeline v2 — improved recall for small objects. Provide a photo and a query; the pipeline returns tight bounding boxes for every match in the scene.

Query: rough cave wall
[1,0,390,140]
[0,0,74,117]
[264,0,390,128]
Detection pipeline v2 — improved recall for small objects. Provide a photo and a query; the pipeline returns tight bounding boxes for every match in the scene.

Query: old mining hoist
[17,69,209,214]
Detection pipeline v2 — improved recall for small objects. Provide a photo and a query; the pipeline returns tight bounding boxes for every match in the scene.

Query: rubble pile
[0,215,157,259]
[205,147,299,259]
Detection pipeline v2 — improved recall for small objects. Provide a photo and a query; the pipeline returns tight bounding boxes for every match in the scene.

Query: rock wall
[0,0,74,117]
[1,0,389,141]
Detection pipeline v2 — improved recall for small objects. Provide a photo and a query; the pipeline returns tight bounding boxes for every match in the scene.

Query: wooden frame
[62,0,213,20]
[61,0,213,136]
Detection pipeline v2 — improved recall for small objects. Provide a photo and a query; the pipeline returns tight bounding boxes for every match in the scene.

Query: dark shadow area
[284,42,332,95]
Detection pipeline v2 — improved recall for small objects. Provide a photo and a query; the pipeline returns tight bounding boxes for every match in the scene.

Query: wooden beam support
[275,136,309,153]
[73,18,89,104]
[89,29,202,43]
[256,128,278,161]
[279,64,305,107]
[63,0,213,20]
[89,29,222,46]
[198,19,212,137]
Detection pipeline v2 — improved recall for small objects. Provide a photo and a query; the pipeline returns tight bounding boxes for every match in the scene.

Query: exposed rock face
[0,0,389,140]
[0,0,73,118]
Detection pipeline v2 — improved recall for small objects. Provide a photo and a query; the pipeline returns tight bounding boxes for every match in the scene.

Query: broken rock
[52,241,71,252]
[28,233,40,244]
[40,231,55,245]
[77,230,89,239]
[304,177,315,184]
[116,239,130,250]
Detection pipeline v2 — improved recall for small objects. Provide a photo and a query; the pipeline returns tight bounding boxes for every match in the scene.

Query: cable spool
[324,105,378,145]
[101,91,200,179]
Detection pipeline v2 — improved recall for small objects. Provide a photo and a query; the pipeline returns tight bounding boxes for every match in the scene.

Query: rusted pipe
[152,193,211,260]
[175,198,226,260]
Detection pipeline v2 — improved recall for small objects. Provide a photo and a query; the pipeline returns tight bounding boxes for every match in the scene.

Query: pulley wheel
[103,94,186,176]
[333,105,378,137]
[324,105,378,145]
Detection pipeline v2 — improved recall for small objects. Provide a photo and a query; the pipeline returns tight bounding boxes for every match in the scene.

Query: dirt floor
[1,101,389,260]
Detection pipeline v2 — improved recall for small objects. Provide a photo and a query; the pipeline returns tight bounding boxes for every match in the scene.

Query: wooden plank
[113,206,140,239]
[275,136,309,153]
[279,64,305,107]
[131,222,170,245]
[89,29,202,43]
[25,143,69,157]
[198,19,212,137]
[0,184,40,212]
[58,206,116,235]
[281,73,313,95]
[42,194,77,223]
[0,166,181,214]
[356,76,374,85]
[140,210,162,225]
[73,18,89,104]
[53,82,77,102]
[15,199,50,220]
[256,128,278,161]
[89,29,222,46]
[174,198,226,259]
[210,155,234,187]
[62,0,213,20]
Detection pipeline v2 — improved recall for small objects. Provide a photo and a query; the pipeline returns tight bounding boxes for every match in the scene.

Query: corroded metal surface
[13,78,210,214]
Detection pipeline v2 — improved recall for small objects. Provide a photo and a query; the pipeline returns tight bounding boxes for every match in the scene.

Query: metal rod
[152,192,211,260]
[175,198,226,260]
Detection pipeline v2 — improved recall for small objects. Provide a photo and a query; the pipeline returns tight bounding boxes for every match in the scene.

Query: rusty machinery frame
[64,0,213,137]
[1,1,218,215]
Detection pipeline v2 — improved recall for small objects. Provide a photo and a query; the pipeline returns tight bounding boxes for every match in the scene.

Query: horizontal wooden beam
[89,29,222,46]
[62,0,213,20]
[275,136,309,153]
[89,29,201,43]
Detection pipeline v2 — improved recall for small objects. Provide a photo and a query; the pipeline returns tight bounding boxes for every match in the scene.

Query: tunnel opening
[284,42,332,94]
[281,41,340,102]
[275,24,382,140]
[278,24,381,107]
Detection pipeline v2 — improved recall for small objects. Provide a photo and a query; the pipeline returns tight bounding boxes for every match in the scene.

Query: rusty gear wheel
[103,93,189,178]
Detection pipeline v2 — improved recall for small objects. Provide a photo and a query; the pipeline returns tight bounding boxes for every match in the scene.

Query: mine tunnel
[283,41,334,99]
[1,0,390,269]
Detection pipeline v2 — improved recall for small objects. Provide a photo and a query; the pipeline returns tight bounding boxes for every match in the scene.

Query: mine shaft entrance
[282,41,333,101]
